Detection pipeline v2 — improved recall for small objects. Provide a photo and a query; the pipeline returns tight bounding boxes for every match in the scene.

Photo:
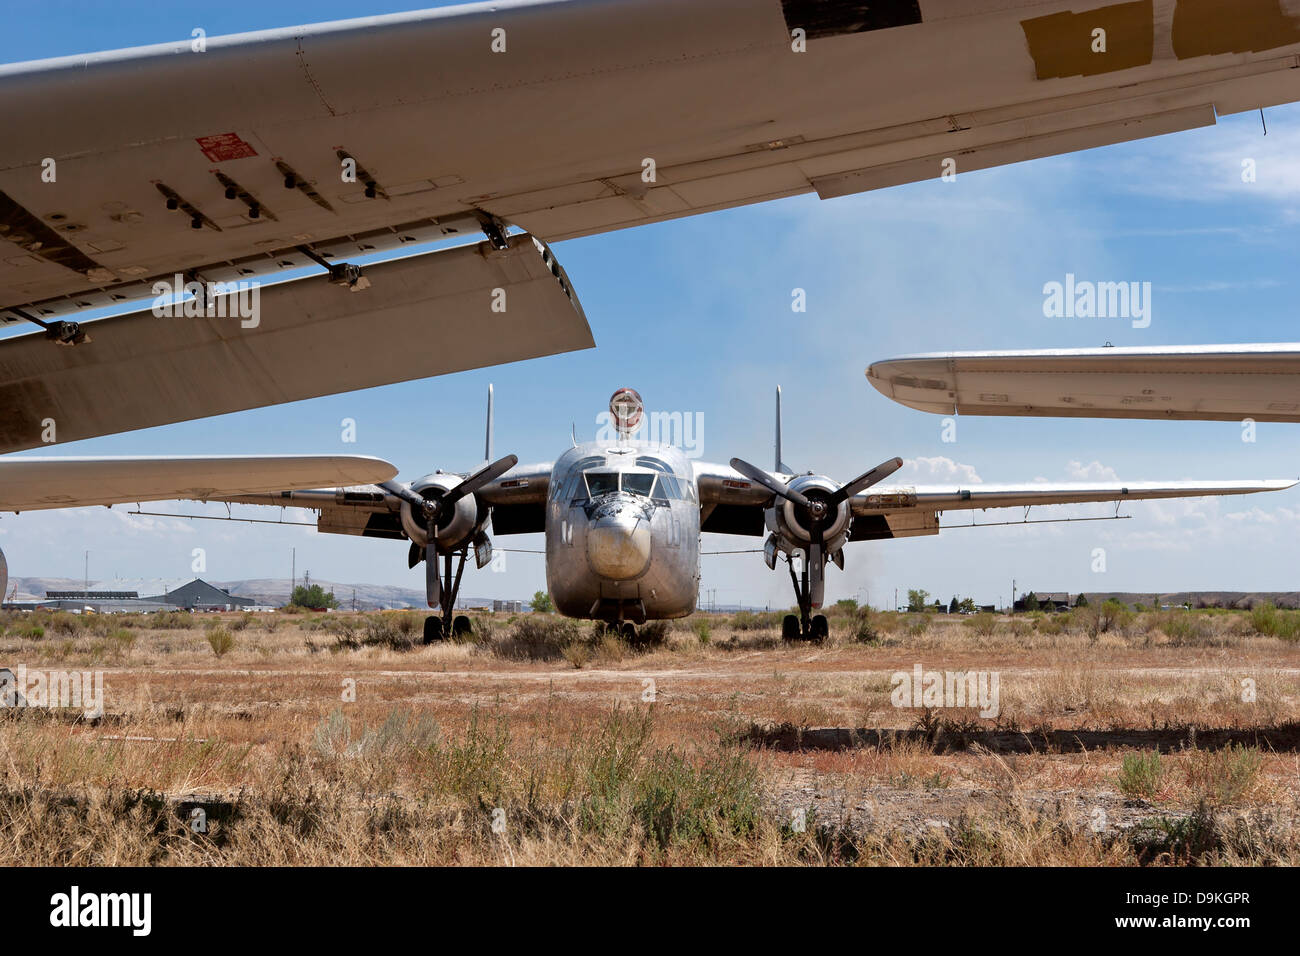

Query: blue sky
[4,2,1300,608]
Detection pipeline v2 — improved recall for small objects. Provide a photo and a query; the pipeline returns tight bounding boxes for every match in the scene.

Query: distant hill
[215,578,437,610]
[8,576,512,611]
[1079,592,1300,610]
[7,577,83,602]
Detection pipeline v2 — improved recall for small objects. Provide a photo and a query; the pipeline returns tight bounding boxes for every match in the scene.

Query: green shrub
[1118,751,1164,799]
[852,607,881,644]
[690,618,711,645]
[1250,602,1300,641]
[150,610,195,630]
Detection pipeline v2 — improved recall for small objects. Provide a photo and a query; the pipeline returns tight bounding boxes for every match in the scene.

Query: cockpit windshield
[585,471,620,497]
[621,472,656,496]
[583,470,658,499]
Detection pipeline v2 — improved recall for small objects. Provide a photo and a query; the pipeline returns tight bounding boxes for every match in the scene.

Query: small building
[145,579,256,612]
[1013,592,1073,612]
[492,599,524,613]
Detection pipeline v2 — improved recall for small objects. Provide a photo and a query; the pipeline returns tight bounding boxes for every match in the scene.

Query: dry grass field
[2,601,1299,866]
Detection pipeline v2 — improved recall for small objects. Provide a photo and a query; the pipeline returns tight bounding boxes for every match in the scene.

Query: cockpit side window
[553,456,605,501]
[656,474,682,500]
[636,455,688,501]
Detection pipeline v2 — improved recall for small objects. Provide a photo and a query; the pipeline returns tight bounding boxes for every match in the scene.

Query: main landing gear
[783,556,828,644]
[422,549,473,643]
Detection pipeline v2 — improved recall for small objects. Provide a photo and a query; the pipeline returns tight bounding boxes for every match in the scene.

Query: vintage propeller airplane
[196,387,1294,644]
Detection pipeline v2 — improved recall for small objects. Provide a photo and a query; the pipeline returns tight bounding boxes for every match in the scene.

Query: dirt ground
[1,605,1297,864]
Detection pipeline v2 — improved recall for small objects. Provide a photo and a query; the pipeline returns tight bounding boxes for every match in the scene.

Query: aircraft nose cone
[586,511,651,580]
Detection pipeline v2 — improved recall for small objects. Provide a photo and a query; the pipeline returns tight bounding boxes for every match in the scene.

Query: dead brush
[1185,744,1264,806]
[360,614,418,651]
[206,627,235,658]
[490,616,582,661]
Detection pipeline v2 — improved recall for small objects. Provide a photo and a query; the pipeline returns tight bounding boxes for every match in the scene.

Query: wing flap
[0,234,591,453]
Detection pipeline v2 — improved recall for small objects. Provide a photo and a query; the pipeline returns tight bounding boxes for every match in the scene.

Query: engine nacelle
[399,473,482,550]
[0,547,7,606]
[764,474,851,556]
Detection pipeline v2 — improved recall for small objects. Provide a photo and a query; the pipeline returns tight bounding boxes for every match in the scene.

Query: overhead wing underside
[0,454,396,512]
[0,234,590,453]
[5,1,1300,323]
[867,344,1300,422]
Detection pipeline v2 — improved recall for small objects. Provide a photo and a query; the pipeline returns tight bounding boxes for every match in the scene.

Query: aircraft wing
[7,0,1300,326]
[0,454,396,512]
[846,478,1297,540]
[205,460,555,539]
[694,456,1295,537]
[867,344,1300,422]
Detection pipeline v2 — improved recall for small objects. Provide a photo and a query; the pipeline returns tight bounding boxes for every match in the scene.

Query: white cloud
[1066,460,1119,481]
[898,456,982,484]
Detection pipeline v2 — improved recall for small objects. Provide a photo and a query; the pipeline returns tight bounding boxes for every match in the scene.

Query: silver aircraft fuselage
[543,440,699,623]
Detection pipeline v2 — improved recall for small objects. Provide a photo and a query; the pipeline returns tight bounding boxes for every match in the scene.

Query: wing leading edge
[0,454,396,512]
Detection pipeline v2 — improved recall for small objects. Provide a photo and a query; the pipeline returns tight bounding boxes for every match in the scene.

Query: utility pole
[291,548,296,594]
[84,550,89,595]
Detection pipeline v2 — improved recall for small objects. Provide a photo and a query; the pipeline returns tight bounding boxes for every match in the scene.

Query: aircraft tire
[811,614,829,643]
[781,615,800,641]
[423,616,443,644]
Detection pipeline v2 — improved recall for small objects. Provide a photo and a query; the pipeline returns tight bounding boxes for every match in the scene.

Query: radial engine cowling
[764,474,851,555]
[398,474,482,550]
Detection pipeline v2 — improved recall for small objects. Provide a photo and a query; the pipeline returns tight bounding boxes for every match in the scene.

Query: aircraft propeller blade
[828,457,904,507]
[378,479,435,517]
[728,458,813,510]
[425,542,441,609]
[807,540,825,608]
[440,454,519,509]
